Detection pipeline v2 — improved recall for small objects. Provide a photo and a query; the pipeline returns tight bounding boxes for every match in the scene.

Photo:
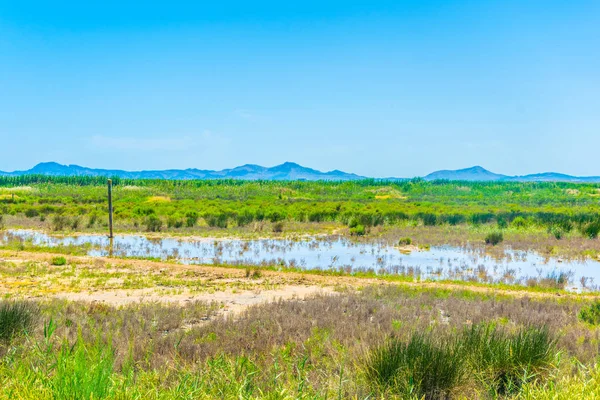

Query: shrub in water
[0,301,36,341]
[51,256,67,266]
[398,237,412,246]
[485,232,504,246]
[365,333,467,399]
[579,301,600,325]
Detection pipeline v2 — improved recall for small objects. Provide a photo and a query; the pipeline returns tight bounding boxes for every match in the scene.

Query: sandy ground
[52,285,333,315]
[1,250,598,316]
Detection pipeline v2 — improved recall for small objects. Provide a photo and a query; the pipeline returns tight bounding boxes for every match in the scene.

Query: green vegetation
[51,256,67,266]
[579,301,600,325]
[1,177,600,241]
[485,231,504,245]
[0,301,36,341]
[366,325,556,398]
[398,237,412,245]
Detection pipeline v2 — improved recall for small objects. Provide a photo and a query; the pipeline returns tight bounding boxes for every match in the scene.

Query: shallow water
[2,229,600,291]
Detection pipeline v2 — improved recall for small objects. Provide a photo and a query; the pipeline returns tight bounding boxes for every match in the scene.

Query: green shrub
[549,225,564,240]
[0,301,36,341]
[185,211,199,227]
[512,216,527,228]
[350,224,366,236]
[581,221,600,239]
[145,215,163,232]
[51,215,70,231]
[167,216,184,229]
[398,237,412,246]
[497,217,508,229]
[579,302,600,325]
[485,232,504,246]
[365,333,467,399]
[51,256,67,266]
[24,208,39,218]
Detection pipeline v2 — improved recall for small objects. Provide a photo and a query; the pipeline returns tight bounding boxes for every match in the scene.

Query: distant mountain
[0,162,365,181]
[424,166,507,181]
[2,162,600,182]
[424,166,600,183]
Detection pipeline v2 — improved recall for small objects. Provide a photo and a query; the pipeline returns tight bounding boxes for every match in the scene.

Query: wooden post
[107,179,114,238]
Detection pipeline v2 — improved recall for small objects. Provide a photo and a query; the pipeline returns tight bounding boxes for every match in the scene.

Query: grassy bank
[1,284,600,399]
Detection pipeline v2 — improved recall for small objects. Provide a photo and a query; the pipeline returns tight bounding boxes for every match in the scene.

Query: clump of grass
[398,237,412,246]
[365,325,557,398]
[272,221,284,233]
[245,267,262,279]
[462,324,557,396]
[0,301,36,341]
[485,231,504,246]
[579,302,600,325]
[350,224,366,236]
[51,256,67,266]
[365,333,467,399]
[44,332,115,400]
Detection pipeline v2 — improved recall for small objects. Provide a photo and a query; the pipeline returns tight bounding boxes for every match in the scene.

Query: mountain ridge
[1,163,600,182]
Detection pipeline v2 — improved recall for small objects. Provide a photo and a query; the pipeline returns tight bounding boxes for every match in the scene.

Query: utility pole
[107,179,114,238]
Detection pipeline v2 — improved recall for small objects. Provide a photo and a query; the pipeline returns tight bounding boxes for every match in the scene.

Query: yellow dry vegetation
[369,187,406,200]
[146,196,171,203]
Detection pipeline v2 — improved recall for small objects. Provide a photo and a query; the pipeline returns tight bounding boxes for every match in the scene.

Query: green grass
[51,256,67,266]
[365,324,558,399]
[578,301,600,325]
[365,333,467,399]
[0,301,36,341]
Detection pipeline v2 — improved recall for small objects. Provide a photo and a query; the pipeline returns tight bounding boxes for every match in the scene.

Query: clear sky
[1,1,598,177]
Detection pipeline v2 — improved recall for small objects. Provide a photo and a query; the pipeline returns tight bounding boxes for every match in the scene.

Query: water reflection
[2,229,599,291]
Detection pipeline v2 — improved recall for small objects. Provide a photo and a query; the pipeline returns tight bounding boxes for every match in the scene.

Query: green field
[2,177,600,239]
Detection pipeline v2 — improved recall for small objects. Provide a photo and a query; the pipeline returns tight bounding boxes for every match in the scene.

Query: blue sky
[0,1,598,177]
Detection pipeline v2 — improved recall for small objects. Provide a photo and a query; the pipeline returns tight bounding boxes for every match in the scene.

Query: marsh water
[2,229,600,291]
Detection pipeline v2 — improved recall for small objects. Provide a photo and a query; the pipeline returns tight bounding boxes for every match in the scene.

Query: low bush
[350,224,366,236]
[51,256,67,266]
[485,232,504,246]
[398,237,412,246]
[145,215,163,232]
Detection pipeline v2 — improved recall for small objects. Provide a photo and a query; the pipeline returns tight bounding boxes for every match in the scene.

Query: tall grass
[365,333,467,399]
[462,324,558,395]
[365,325,558,398]
[0,301,36,341]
